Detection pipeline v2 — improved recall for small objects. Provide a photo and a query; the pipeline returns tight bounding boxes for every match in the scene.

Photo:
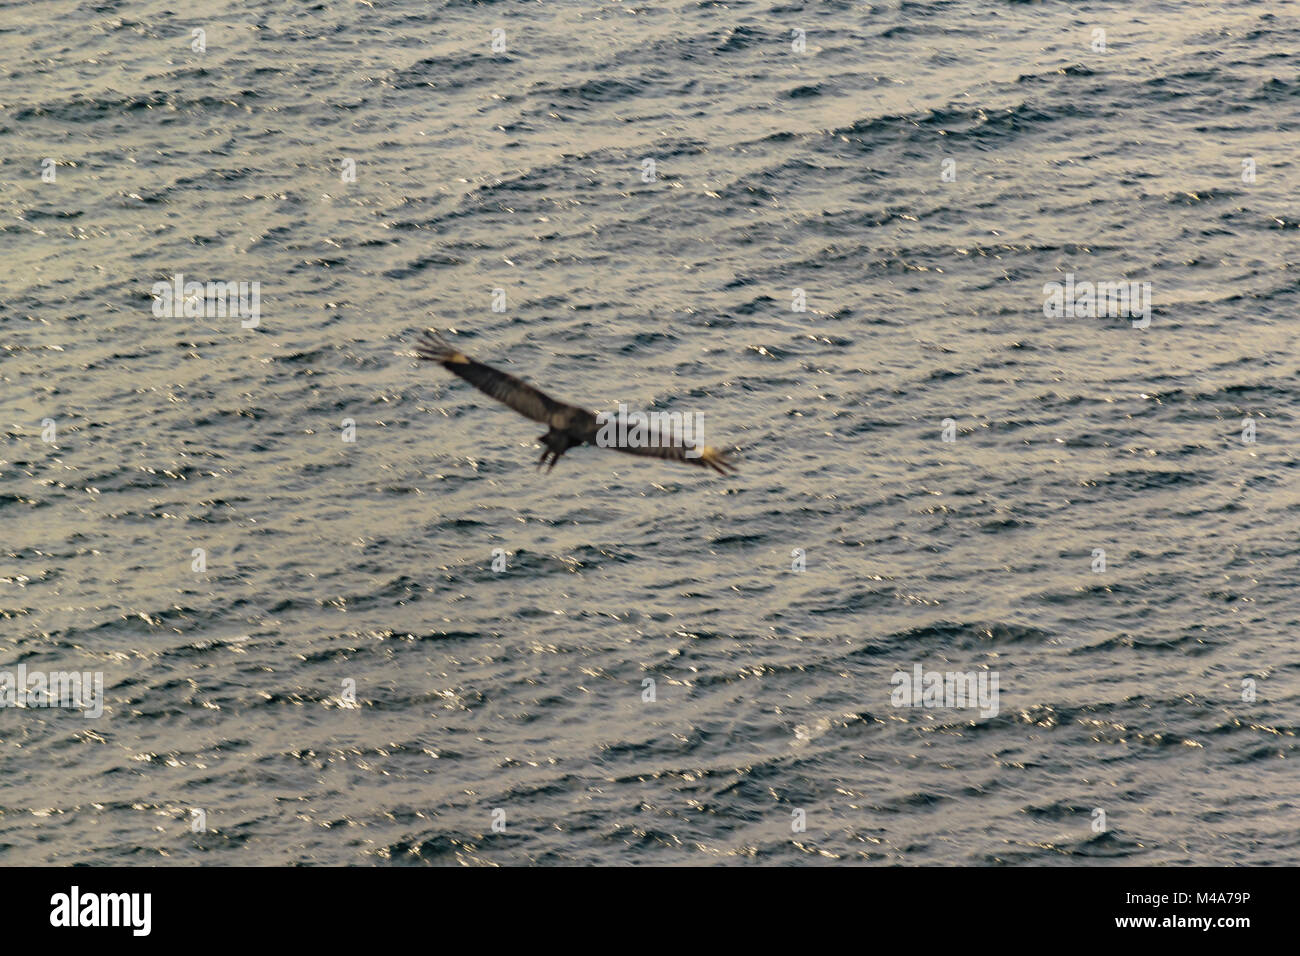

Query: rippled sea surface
[2,0,1298,865]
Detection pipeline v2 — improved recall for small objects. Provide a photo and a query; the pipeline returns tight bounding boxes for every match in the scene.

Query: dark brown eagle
[415,329,736,475]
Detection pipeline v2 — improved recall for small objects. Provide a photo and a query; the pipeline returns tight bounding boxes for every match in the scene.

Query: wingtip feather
[414,328,470,364]
[699,446,738,475]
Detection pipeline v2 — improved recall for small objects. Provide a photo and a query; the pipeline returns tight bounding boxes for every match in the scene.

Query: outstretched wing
[415,329,578,426]
[610,442,737,475]
[595,418,737,475]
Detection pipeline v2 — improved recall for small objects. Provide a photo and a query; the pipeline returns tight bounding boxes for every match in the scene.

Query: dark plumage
[414,329,736,475]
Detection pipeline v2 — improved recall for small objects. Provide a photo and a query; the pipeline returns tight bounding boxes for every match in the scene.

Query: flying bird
[415,329,736,475]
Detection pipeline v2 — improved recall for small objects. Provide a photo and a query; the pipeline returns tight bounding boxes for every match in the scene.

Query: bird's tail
[414,328,470,365]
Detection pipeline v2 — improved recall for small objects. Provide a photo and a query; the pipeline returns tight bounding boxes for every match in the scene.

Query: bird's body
[415,329,736,475]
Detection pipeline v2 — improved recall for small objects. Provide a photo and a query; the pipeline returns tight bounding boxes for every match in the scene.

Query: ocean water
[1,0,1298,865]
